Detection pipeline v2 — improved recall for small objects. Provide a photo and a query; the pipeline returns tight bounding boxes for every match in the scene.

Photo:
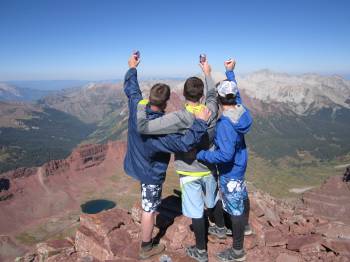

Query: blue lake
[80,199,116,214]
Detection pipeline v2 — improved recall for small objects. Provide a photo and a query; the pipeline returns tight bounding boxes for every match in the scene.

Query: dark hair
[218,94,237,105]
[183,77,204,102]
[149,83,171,108]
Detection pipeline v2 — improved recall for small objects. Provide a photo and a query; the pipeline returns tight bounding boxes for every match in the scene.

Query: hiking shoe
[244,225,253,236]
[208,225,227,239]
[139,243,165,260]
[185,246,208,262]
[216,248,246,262]
[225,227,232,236]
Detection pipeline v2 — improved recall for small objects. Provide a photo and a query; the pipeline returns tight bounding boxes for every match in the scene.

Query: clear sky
[0,0,349,80]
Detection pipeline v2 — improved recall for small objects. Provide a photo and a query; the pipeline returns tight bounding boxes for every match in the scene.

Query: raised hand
[224,59,236,71]
[194,107,211,122]
[128,53,140,68]
[199,60,212,76]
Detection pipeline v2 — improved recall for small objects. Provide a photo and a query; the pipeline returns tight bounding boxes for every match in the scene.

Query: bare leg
[141,211,155,242]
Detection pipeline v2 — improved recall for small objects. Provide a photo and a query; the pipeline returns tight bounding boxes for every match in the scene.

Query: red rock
[299,241,326,256]
[107,228,139,259]
[276,253,301,262]
[289,223,314,235]
[131,202,142,224]
[164,216,195,251]
[323,238,350,257]
[253,194,281,227]
[79,208,133,237]
[244,234,258,250]
[37,239,75,261]
[302,176,350,224]
[287,234,323,252]
[249,211,268,246]
[316,222,350,239]
[250,195,265,217]
[75,225,112,260]
[264,229,287,247]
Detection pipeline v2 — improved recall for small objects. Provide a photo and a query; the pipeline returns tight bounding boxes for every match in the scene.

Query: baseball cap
[217,80,238,97]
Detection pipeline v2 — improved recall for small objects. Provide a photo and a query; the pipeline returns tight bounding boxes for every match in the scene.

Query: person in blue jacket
[124,53,211,260]
[197,59,253,262]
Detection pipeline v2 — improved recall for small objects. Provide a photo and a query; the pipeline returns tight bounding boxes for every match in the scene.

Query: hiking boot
[185,245,208,262]
[244,224,253,236]
[216,248,246,262]
[139,243,165,260]
[208,225,227,239]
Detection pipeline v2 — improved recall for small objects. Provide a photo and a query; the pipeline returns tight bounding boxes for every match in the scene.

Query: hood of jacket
[145,104,164,120]
[222,104,252,134]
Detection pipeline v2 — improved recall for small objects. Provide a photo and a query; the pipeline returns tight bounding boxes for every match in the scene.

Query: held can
[199,53,206,64]
[133,50,140,60]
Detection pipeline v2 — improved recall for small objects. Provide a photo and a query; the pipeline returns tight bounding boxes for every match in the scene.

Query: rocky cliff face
[16,179,350,262]
[0,141,127,235]
[302,175,350,224]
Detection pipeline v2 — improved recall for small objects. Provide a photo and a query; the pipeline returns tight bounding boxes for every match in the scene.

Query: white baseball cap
[217,80,238,97]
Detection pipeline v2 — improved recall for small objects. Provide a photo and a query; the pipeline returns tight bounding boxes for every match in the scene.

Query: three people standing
[123,52,252,261]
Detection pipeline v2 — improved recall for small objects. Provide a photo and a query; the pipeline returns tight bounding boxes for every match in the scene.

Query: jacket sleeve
[137,105,192,135]
[197,120,237,163]
[226,70,242,104]
[204,75,219,126]
[150,119,207,153]
[124,68,142,106]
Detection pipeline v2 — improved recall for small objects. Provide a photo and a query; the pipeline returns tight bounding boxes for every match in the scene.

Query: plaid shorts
[141,183,162,213]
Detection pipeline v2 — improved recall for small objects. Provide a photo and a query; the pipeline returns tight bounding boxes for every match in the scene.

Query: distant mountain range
[0,102,95,173]
[4,80,92,91]
[0,83,54,102]
[0,70,349,173]
[238,70,350,115]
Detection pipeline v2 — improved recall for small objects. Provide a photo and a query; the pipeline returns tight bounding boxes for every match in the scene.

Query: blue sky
[0,0,349,80]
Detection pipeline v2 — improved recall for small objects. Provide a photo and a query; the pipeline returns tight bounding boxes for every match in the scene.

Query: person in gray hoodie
[137,58,223,262]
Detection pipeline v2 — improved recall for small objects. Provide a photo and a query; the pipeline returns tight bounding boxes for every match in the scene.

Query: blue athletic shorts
[219,176,248,216]
[141,183,162,213]
[180,174,219,218]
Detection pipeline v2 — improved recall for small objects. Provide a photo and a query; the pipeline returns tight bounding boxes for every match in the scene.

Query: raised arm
[137,102,192,135]
[224,59,242,104]
[199,60,219,125]
[197,120,237,164]
[124,54,142,103]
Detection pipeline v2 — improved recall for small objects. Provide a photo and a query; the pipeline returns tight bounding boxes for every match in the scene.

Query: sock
[192,217,207,250]
[141,240,152,250]
[230,214,245,250]
[243,198,250,227]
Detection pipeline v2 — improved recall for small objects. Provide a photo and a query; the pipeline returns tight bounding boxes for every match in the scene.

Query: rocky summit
[16,178,350,262]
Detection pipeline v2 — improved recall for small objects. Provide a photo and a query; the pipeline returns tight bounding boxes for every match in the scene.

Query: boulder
[287,234,323,252]
[276,253,301,262]
[264,229,287,247]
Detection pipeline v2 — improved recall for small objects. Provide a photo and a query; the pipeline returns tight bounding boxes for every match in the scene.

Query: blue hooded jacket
[197,70,253,180]
[123,68,208,185]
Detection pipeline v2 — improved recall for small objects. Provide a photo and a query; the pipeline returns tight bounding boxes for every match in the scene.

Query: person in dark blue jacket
[124,53,211,260]
[197,59,253,262]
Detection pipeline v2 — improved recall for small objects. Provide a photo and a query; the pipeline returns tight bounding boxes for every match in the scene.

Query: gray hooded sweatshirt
[137,75,219,176]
